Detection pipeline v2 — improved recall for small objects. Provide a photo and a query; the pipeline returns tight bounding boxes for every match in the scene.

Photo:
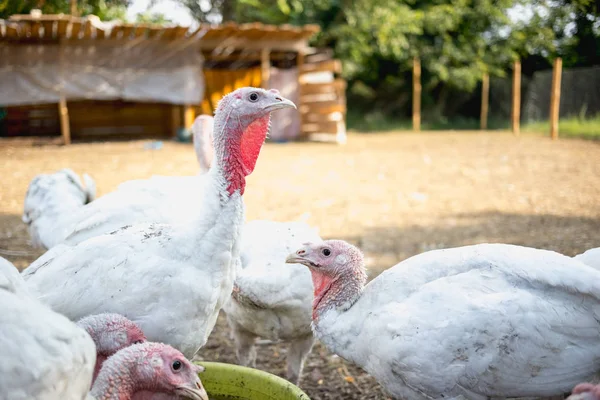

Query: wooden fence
[411,57,565,139]
[299,59,347,143]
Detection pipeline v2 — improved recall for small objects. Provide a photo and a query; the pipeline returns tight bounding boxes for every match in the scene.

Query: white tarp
[0,41,204,106]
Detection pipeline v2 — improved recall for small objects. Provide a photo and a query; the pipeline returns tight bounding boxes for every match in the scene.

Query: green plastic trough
[194,361,310,400]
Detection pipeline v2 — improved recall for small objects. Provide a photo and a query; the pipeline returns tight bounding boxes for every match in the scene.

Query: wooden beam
[302,121,340,134]
[300,59,342,75]
[299,101,345,115]
[412,57,421,132]
[184,105,195,131]
[550,57,562,140]
[296,50,307,138]
[202,52,294,62]
[511,60,521,136]
[303,111,345,123]
[58,97,71,145]
[197,38,310,52]
[301,79,347,95]
[260,48,271,89]
[171,105,181,137]
[480,73,489,130]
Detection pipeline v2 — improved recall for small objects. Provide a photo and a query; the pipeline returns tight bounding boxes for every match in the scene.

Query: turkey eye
[172,360,182,371]
[249,92,259,102]
[322,248,331,256]
[133,340,143,344]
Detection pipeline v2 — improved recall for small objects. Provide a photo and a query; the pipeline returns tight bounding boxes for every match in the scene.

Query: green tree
[135,11,172,24]
[162,0,600,119]
[227,0,529,116]
[0,0,129,21]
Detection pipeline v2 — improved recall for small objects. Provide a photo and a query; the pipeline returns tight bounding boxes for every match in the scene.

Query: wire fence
[489,65,600,122]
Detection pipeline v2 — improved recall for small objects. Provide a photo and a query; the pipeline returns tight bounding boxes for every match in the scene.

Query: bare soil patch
[1,131,599,399]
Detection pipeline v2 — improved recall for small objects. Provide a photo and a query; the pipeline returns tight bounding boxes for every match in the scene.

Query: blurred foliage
[135,11,172,23]
[173,0,233,22]
[0,0,129,20]
[172,0,599,121]
[3,0,597,123]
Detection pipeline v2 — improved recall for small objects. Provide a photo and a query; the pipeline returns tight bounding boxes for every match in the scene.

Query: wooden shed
[0,12,347,144]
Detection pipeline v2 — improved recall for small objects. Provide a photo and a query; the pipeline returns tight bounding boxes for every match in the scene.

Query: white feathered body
[574,248,600,271]
[23,171,244,359]
[315,244,600,400]
[223,220,320,341]
[0,256,30,296]
[0,257,95,400]
[42,113,212,249]
[22,169,96,249]
[61,174,203,247]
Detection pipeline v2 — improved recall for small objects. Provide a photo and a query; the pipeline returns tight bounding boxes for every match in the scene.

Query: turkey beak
[285,248,312,267]
[175,377,209,400]
[263,95,296,112]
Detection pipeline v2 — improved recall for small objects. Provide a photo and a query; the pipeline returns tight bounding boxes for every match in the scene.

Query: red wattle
[310,270,334,320]
[240,114,270,176]
[224,114,270,196]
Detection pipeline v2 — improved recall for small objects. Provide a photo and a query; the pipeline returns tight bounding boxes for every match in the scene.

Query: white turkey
[0,256,96,399]
[77,313,147,384]
[22,87,296,359]
[0,258,206,400]
[1,297,206,400]
[23,115,211,250]
[22,168,96,249]
[223,220,321,384]
[1,257,148,387]
[89,342,208,400]
[286,240,600,400]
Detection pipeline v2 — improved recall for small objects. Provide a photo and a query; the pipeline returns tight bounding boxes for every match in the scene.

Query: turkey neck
[210,100,271,198]
[310,267,367,363]
[89,354,137,400]
[311,265,367,324]
[176,96,269,251]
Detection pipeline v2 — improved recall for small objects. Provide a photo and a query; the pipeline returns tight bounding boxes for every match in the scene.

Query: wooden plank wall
[298,59,346,142]
[198,68,262,115]
[2,101,173,140]
[2,104,59,137]
[68,101,171,139]
[1,64,345,142]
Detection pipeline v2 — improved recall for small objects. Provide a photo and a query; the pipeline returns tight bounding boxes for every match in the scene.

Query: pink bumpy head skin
[212,87,296,196]
[77,313,147,383]
[285,240,367,320]
[91,342,208,400]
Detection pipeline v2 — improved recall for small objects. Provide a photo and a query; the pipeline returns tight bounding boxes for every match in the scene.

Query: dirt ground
[1,131,600,399]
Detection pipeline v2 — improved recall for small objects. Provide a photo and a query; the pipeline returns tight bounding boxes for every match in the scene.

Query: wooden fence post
[261,48,271,89]
[184,105,195,131]
[511,60,521,136]
[297,50,305,138]
[480,73,489,130]
[412,57,421,132]
[550,57,562,140]
[58,97,71,145]
[171,105,181,137]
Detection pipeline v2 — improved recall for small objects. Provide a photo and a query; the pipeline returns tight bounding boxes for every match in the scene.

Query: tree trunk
[220,0,235,22]
[70,0,77,16]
